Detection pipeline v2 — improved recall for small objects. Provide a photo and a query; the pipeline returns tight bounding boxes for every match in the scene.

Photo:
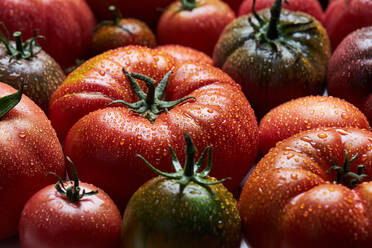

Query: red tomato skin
[0,0,95,68]
[327,27,372,124]
[238,0,324,23]
[50,46,259,210]
[239,127,372,248]
[0,83,65,239]
[324,0,372,50]
[155,44,213,65]
[223,0,245,13]
[259,95,370,155]
[157,0,235,56]
[19,183,122,248]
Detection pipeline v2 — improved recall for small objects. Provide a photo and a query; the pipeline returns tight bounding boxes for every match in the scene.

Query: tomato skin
[0,0,95,68]
[327,27,372,124]
[259,95,370,155]
[0,83,65,239]
[238,0,324,23]
[19,183,122,248]
[324,0,372,50]
[223,0,244,13]
[239,127,372,248]
[155,44,213,65]
[50,46,259,210]
[157,0,235,56]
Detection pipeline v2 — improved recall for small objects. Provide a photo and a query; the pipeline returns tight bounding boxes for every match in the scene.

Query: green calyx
[108,68,195,123]
[95,5,132,34]
[0,23,44,61]
[48,157,98,203]
[137,133,230,187]
[180,0,198,10]
[0,80,24,119]
[327,150,369,189]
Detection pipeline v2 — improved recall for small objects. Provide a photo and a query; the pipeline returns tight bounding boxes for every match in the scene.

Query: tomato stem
[94,5,132,34]
[0,80,24,119]
[180,0,198,11]
[267,0,285,40]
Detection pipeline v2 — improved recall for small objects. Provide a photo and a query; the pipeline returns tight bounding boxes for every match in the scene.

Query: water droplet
[317,133,327,139]
[19,132,26,138]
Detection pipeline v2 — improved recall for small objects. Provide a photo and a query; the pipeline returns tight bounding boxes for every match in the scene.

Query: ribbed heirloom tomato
[49,46,259,210]
[239,127,372,248]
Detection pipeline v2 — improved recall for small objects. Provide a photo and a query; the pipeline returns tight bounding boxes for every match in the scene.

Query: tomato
[223,0,244,13]
[122,133,241,248]
[0,27,65,112]
[85,0,174,30]
[0,0,95,68]
[0,83,65,239]
[238,0,324,23]
[259,95,370,155]
[157,0,235,56]
[19,159,122,248]
[155,44,213,65]
[49,46,259,210]
[239,127,372,248]
[324,0,372,50]
[327,27,372,124]
[213,0,330,118]
[91,5,156,56]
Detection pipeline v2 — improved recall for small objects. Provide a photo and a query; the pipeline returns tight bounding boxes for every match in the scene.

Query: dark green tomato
[122,176,241,248]
[213,9,331,118]
[0,42,65,112]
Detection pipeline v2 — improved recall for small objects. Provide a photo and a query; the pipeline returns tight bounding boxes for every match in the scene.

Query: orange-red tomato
[156,44,213,65]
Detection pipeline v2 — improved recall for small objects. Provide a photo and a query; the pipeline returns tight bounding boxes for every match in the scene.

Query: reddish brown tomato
[325,0,372,49]
[0,0,95,68]
[19,183,122,248]
[239,127,372,248]
[0,83,65,239]
[157,0,235,56]
[49,46,259,210]
[327,27,372,124]
[238,0,324,23]
[259,96,370,155]
[155,44,213,65]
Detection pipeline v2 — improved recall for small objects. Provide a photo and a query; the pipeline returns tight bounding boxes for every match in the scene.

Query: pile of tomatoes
[0,0,371,247]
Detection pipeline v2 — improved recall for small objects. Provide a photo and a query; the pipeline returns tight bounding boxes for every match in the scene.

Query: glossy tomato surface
[259,95,370,155]
[157,0,235,56]
[0,83,65,239]
[49,46,259,210]
[0,0,95,68]
[155,44,213,65]
[19,183,122,248]
[327,26,372,124]
[240,127,372,248]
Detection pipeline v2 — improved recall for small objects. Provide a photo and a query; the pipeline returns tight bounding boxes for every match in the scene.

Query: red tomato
[327,27,372,124]
[238,0,324,23]
[49,46,259,210]
[259,95,370,155]
[240,127,372,248]
[0,83,65,239]
[223,0,245,13]
[19,165,122,248]
[325,0,372,49]
[0,0,95,68]
[155,44,213,65]
[157,0,235,56]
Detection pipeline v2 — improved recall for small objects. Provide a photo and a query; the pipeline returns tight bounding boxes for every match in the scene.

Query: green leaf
[0,84,23,119]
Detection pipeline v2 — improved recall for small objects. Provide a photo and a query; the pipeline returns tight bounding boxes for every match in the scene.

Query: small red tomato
[327,26,372,124]
[238,0,324,23]
[259,95,370,155]
[324,0,372,49]
[155,44,213,65]
[157,0,235,56]
[19,159,122,248]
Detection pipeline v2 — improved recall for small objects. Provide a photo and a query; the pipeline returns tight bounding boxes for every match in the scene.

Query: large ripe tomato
[238,0,324,23]
[49,46,259,210]
[324,0,372,49]
[213,0,330,118]
[327,27,372,124]
[19,160,122,248]
[122,133,241,247]
[155,44,213,65]
[240,127,372,248]
[259,95,370,155]
[0,0,95,68]
[157,0,235,56]
[0,83,65,239]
